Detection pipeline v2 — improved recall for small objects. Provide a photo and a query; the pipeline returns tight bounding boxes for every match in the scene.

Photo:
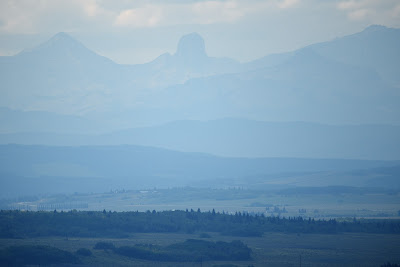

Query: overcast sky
[0,0,399,64]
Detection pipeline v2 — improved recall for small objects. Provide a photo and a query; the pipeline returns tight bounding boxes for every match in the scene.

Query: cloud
[277,0,300,9]
[392,4,400,17]
[1,0,253,33]
[348,8,370,20]
[337,0,400,23]
[114,1,247,28]
[0,0,398,36]
[191,1,244,24]
[114,5,163,27]
[0,0,114,34]
[0,0,305,33]
[0,1,40,33]
[113,0,307,28]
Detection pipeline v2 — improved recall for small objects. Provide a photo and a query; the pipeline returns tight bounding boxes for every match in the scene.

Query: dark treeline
[0,245,79,266]
[1,209,400,238]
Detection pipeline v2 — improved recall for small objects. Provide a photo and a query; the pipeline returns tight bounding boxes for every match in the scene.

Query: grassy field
[1,231,399,266]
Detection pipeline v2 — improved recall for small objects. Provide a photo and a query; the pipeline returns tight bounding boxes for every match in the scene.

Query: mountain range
[0,25,399,160]
[0,25,399,126]
[1,27,400,196]
[0,32,241,117]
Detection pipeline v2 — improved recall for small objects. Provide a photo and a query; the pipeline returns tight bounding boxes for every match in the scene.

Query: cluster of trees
[1,209,399,239]
[93,239,252,262]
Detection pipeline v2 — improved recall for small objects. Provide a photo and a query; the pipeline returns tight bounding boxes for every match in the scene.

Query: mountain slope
[143,47,398,124]
[310,25,400,87]
[0,32,126,114]
[243,25,400,88]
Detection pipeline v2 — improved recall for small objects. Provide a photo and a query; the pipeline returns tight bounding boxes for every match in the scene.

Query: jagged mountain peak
[18,32,92,57]
[14,31,117,69]
[175,32,207,58]
[46,32,79,45]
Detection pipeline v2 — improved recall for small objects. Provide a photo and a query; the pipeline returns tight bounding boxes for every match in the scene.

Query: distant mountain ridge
[2,27,400,196]
[0,25,399,128]
[0,31,242,115]
[1,118,399,160]
[309,25,400,87]
[0,144,398,196]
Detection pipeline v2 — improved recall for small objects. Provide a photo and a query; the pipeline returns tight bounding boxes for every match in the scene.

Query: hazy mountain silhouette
[17,32,114,66]
[0,32,125,114]
[129,32,241,89]
[1,118,399,160]
[310,25,400,87]
[0,25,399,129]
[243,25,400,86]
[1,26,399,201]
[0,144,398,196]
[146,30,399,124]
[0,32,240,115]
